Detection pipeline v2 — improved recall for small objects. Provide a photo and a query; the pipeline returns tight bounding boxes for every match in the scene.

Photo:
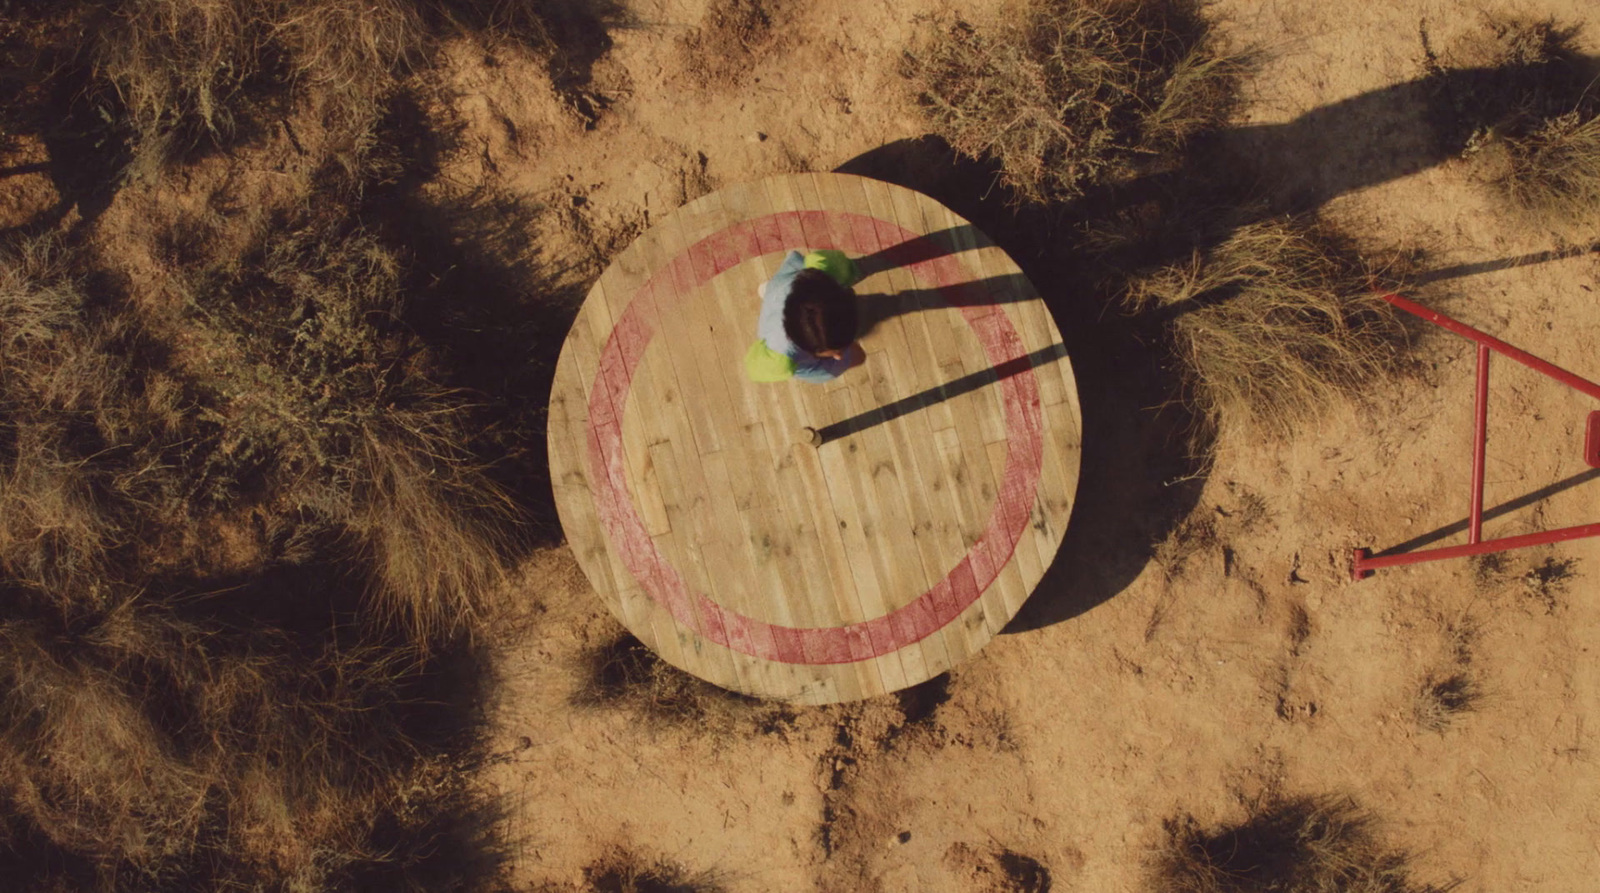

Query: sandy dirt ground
[7,0,1599,889]
[471,1,1600,890]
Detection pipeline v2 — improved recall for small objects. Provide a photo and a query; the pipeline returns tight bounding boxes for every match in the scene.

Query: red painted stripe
[584,210,1047,665]
[848,213,883,255]
[751,214,786,254]
[774,212,809,249]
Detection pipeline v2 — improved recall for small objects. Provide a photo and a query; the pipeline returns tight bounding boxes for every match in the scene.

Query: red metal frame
[1351,293,1600,580]
[1585,411,1600,468]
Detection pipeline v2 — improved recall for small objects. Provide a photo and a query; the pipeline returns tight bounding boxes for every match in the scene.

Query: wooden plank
[856,178,967,435]
[642,211,736,455]
[645,439,749,695]
[986,438,1044,620]
[695,432,792,699]
[545,172,1082,703]
[814,385,912,693]
[681,189,825,640]
[754,175,895,694]
[783,175,955,685]
[933,428,1023,640]
[849,177,1015,662]
[830,177,976,671]
[635,183,792,697]
[1007,290,1075,409]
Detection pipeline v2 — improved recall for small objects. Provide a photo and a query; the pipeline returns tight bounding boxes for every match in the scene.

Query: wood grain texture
[548,173,1082,705]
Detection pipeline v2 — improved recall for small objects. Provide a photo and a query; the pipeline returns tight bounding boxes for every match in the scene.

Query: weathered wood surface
[548,173,1082,704]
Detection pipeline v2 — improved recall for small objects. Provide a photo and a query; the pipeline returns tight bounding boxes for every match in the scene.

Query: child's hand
[828,343,865,369]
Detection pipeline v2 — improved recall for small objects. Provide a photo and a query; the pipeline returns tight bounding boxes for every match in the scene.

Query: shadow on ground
[836,138,1208,633]
[837,55,1600,631]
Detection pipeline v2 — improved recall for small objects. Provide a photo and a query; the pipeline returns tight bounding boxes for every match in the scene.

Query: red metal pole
[1380,292,1600,401]
[1470,345,1489,544]
[1353,521,1600,577]
[1352,293,1600,580]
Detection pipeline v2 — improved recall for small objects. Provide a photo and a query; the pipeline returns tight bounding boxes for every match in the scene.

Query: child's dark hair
[783,269,858,355]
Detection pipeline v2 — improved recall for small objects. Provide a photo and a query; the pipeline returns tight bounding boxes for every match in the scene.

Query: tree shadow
[838,55,1600,631]
[1064,57,1600,277]
[836,140,1208,634]
[353,89,593,550]
[426,0,636,126]
[0,58,131,240]
[367,181,587,545]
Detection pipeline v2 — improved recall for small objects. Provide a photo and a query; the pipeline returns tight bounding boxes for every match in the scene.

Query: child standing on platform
[745,249,864,383]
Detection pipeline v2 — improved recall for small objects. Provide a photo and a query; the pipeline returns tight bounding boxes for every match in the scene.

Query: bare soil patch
[4,0,1600,891]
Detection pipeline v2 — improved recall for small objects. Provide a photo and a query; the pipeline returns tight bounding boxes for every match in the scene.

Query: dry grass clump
[95,0,428,173]
[0,239,194,601]
[7,0,600,176]
[1423,15,1600,229]
[570,632,779,732]
[1413,617,1480,733]
[0,228,518,885]
[180,216,518,641]
[1,5,565,887]
[580,850,727,893]
[1123,219,1410,442]
[905,0,1246,203]
[1494,111,1600,228]
[0,593,499,890]
[678,0,794,90]
[2,224,517,641]
[0,238,519,892]
[1155,796,1457,893]
[1413,673,1481,733]
[1472,553,1578,613]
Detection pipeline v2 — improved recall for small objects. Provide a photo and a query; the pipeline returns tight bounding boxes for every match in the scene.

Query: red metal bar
[1469,345,1489,544]
[1380,292,1600,401]
[1588,411,1600,468]
[1353,293,1600,580]
[1353,522,1600,578]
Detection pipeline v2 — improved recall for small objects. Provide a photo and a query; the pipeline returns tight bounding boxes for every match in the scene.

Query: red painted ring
[585,209,1044,665]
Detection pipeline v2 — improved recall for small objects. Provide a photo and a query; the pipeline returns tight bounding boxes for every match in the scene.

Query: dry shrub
[3,226,516,641]
[1413,617,1480,733]
[0,613,207,873]
[1124,219,1410,442]
[1472,552,1578,613]
[98,0,427,171]
[677,0,793,90]
[1494,111,1600,228]
[0,239,193,601]
[570,632,778,731]
[80,0,609,173]
[182,217,518,641]
[0,593,502,890]
[1156,796,1457,893]
[905,0,1246,203]
[1413,673,1480,733]
[1426,14,1589,140]
[582,850,727,893]
[1424,15,1600,229]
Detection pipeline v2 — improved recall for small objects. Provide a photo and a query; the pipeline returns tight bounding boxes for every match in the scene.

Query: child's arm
[791,343,863,382]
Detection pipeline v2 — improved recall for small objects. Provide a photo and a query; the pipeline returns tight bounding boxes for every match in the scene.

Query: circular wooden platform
[548,173,1082,705]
